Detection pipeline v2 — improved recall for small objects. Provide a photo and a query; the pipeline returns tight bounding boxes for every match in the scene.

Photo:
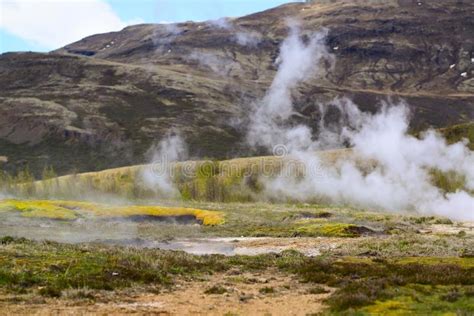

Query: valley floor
[0,200,473,315]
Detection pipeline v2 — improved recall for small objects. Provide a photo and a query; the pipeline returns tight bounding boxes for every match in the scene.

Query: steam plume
[247,23,474,221]
[208,18,232,30]
[235,31,262,47]
[188,51,241,77]
[264,102,474,221]
[141,133,188,197]
[153,23,183,54]
[247,23,331,153]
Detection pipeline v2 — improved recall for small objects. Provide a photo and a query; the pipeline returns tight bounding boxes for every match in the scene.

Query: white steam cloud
[141,133,188,198]
[188,51,242,77]
[208,17,262,47]
[247,23,474,221]
[247,23,331,152]
[208,18,232,30]
[264,102,474,221]
[235,31,262,47]
[153,23,183,53]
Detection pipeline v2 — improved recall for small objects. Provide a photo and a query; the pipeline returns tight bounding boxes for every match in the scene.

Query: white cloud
[0,0,141,50]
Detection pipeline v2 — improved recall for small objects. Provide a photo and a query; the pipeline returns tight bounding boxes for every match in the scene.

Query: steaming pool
[102,237,323,256]
[0,213,332,256]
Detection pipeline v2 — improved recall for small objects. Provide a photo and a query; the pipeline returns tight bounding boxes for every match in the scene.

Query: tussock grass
[1,238,473,314]
[295,223,365,237]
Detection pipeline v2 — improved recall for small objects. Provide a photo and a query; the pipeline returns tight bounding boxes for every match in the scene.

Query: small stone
[239,294,253,302]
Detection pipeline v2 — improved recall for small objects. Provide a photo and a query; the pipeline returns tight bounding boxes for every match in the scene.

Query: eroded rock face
[0,98,77,145]
[0,0,473,175]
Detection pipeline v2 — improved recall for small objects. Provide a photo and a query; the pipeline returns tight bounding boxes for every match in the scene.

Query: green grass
[0,237,473,314]
[1,198,469,247]
[360,285,474,315]
[280,256,474,314]
[440,122,474,150]
[295,223,365,237]
[430,169,467,194]
[0,237,223,296]
[0,198,378,237]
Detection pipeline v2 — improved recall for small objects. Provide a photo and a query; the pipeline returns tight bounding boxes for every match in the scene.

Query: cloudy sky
[0,0,297,53]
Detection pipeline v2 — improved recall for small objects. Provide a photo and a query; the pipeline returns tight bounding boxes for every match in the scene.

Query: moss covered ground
[0,199,224,225]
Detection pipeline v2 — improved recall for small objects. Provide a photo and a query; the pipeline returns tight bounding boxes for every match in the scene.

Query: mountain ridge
[0,0,473,175]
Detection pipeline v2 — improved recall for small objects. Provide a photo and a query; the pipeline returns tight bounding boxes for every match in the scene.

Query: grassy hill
[2,147,469,203]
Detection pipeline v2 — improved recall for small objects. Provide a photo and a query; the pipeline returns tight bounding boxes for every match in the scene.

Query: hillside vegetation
[1,149,363,202]
[440,122,474,150]
[1,0,473,175]
[1,147,470,204]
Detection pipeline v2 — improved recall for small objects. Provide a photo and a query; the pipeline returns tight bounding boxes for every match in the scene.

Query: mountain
[1,0,473,176]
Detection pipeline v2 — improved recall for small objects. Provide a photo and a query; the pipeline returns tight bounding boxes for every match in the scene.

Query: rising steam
[141,133,188,198]
[208,16,262,47]
[235,31,262,47]
[247,22,331,153]
[247,23,474,221]
[188,51,241,77]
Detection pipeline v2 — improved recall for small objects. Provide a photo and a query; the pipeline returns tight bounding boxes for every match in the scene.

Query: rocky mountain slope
[0,0,473,175]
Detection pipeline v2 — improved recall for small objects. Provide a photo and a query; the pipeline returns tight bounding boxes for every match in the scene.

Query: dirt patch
[346,225,378,236]
[234,237,360,256]
[419,223,474,236]
[137,237,363,256]
[1,269,333,315]
[299,211,333,219]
